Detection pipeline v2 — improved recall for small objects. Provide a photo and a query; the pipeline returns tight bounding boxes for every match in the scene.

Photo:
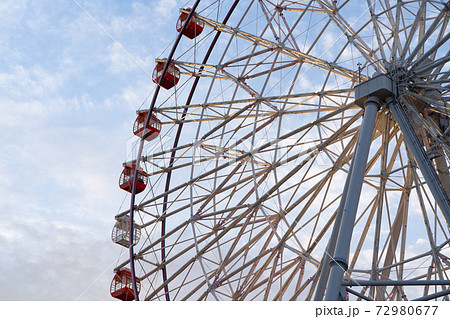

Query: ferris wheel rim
[126,0,205,301]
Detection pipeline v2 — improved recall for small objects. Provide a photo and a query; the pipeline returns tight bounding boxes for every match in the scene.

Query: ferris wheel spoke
[220,69,279,110]
[409,34,450,74]
[136,181,273,270]
[206,247,275,300]
[391,0,404,60]
[206,221,282,299]
[135,105,356,211]
[366,0,389,64]
[347,195,379,271]
[145,211,276,300]
[431,10,450,65]
[168,60,219,77]
[303,134,362,254]
[411,52,450,80]
[157,88,354,114]
[406,92,448,119]
[398,0,428,62]
[316,0,383,69]
[258,0,282,44]
[403,3,449,65]
[193,12,359,80]
[412,167,450,288]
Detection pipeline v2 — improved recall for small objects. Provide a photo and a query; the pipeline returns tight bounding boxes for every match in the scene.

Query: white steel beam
[325,96,381,300]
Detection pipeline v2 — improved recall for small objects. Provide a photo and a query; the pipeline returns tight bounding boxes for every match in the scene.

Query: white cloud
[0,0,171,301]
[155,0,178,20]
[0,114,128,299]
[0,64,65,99]
[0,0,27,28]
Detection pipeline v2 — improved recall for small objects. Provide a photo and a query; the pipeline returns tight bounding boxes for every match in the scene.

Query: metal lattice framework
[113,0,450,301]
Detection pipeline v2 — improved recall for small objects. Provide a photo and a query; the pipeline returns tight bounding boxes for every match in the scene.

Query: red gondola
[110,269,141,301]
[152,61,180,90]
[133,111,161,142]
[119,163,148,194]
[176,8,204,39]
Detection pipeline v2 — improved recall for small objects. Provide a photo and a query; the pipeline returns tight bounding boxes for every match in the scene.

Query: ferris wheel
[110,0,450,301]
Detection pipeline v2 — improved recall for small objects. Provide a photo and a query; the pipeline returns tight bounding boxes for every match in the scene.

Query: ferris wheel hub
[354,73,394,108]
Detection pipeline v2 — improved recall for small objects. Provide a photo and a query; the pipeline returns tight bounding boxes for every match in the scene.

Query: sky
[0,0,184,300]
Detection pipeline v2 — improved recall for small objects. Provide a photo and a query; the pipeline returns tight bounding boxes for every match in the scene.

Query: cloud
[0,64,65,100]
[0,114,128,300]
[0,0,27,28]
[0,212,119,300]
[0,0,169,300]
[155,0,178,21]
